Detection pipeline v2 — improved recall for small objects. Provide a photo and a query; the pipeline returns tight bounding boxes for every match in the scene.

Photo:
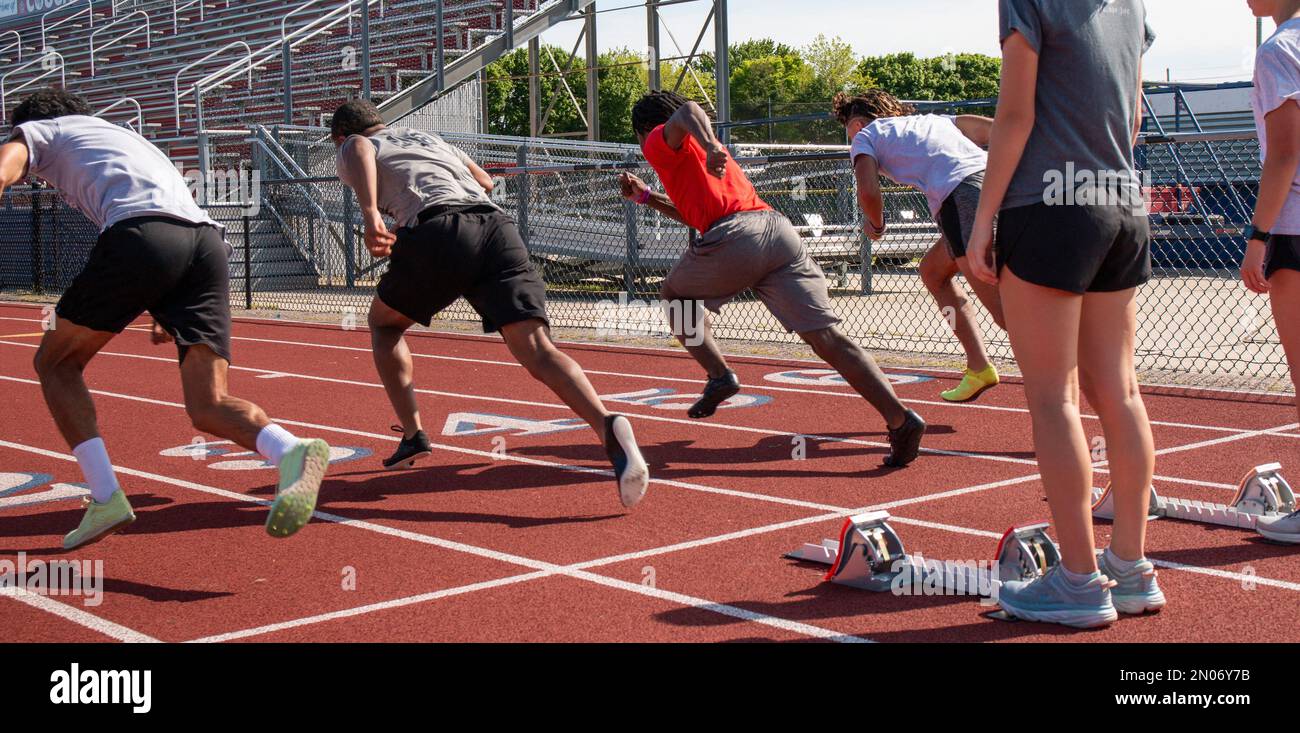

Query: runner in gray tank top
[329,100,650,509]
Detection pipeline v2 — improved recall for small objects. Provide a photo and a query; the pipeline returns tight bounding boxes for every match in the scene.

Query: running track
[1,301,1297,643]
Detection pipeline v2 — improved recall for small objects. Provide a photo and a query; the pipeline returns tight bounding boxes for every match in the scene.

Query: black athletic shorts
[56,216,232,363]
[1266,234,1300,279]
[995,202,1152,294]
[377,204,549,332]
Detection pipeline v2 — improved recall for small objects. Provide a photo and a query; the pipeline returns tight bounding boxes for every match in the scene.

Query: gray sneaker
[996,565,1118,629]
[1257,510,1300,544]
[1097,548,1166,615]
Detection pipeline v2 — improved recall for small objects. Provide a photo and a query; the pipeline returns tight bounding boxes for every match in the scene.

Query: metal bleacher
[0,0,598,292]
[0,0,562,169]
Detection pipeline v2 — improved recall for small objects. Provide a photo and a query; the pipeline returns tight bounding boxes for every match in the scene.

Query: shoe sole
[1113,593,1167,615]
[63,513,136,552]
[610,417,649,509]
[940,381,998,404]
[688,384,741,419]
[266,441,330,539]
[1257,527,1300,544]
[383,449,432,471]
[996,599,1119,628]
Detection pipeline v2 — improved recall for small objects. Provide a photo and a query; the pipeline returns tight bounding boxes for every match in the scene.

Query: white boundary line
[4,371,1298,641]
[2,340,1285,491]
[0,586,159,643]
[1,302,1295,400]
[1,309,1293,435]
[0,435,869,644]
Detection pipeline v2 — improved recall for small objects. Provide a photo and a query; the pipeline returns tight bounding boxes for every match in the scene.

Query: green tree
[855,52,1001,104]
[729,51,815,142]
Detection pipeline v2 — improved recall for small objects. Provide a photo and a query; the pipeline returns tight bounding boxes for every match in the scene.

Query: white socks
[1102,547,1142,573]
[72,437,120,504]
[255,424,302,467]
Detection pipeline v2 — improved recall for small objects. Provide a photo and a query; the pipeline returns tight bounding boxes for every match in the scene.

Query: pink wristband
[636,188,653,205]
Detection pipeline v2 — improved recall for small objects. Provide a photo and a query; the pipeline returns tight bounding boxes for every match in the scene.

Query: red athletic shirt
[640,124,769,233]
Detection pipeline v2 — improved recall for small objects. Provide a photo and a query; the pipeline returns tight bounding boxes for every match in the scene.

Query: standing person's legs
[1270,268,1300,426]
[1077,288,1153,563]
[1256,257,1300,542]
[998,269,1096,573]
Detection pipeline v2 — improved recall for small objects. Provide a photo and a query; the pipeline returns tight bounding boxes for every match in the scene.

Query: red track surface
[1,301,1298,643]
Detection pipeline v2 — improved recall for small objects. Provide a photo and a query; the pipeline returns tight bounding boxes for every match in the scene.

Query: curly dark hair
[631,90,695,137]
[12,88,92,126]
[831,90,916,126]
[330,99,385,138]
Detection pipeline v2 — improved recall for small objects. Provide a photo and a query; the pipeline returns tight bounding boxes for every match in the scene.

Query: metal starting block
[1091,463,1295,530]
[785,511,1061,594]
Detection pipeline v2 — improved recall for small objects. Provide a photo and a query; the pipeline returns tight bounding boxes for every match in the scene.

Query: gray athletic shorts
[663,209,840,334]
[936,171,985,259]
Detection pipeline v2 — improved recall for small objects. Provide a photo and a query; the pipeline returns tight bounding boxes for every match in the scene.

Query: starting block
[1091,463,1295,530]
[785,511,1060,594]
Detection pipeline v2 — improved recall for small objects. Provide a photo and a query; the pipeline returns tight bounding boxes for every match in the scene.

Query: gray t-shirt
[10,115,216,232]
[998,0,1156,210]
[345,127,497,228]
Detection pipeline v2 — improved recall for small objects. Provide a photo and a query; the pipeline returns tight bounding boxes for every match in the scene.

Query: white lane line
[0,339,1277,495]
[0,586,159,643]
[0,308,1281,436]
[0,436,868,644]
[206,331,1288,435]
[3,374,1298,641]
[186,571,553,643]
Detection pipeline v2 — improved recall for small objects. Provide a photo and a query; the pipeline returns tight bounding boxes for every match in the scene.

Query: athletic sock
[1102,547,1142,573]
[256,424,302,467]
[1060,566,1101,587]
[72,437,121,504]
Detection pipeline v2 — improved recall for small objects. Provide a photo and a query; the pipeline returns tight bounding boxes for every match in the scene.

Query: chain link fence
[0,130,1287,391]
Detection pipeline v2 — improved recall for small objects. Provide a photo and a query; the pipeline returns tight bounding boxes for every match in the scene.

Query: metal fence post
[30,185,42,294]
[859,227,872,296]
[242,214,253,310]
[343,187,357,288]
[516,143,530,246]
[282,44,294,125]
[622,152,639,296]
[360,0,371,99]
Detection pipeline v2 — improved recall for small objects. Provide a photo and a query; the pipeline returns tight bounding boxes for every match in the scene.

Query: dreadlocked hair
[831,90,916,126]
[631,90,693,137]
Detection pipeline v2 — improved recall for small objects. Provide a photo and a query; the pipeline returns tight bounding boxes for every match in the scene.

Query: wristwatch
[1244,224,1271,244]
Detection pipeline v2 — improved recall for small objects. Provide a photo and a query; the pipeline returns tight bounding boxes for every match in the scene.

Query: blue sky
[542,0,1269,84]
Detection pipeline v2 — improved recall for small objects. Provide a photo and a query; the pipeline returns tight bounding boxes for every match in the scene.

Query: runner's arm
[853,154,886,239]
[953,115,994,148]
[0,139,30,196]
[620,172,689,226]
[336,136,397,256]
[662,101,728,178]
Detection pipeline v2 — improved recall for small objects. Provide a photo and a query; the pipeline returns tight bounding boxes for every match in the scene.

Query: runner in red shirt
[618,91,925,467]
